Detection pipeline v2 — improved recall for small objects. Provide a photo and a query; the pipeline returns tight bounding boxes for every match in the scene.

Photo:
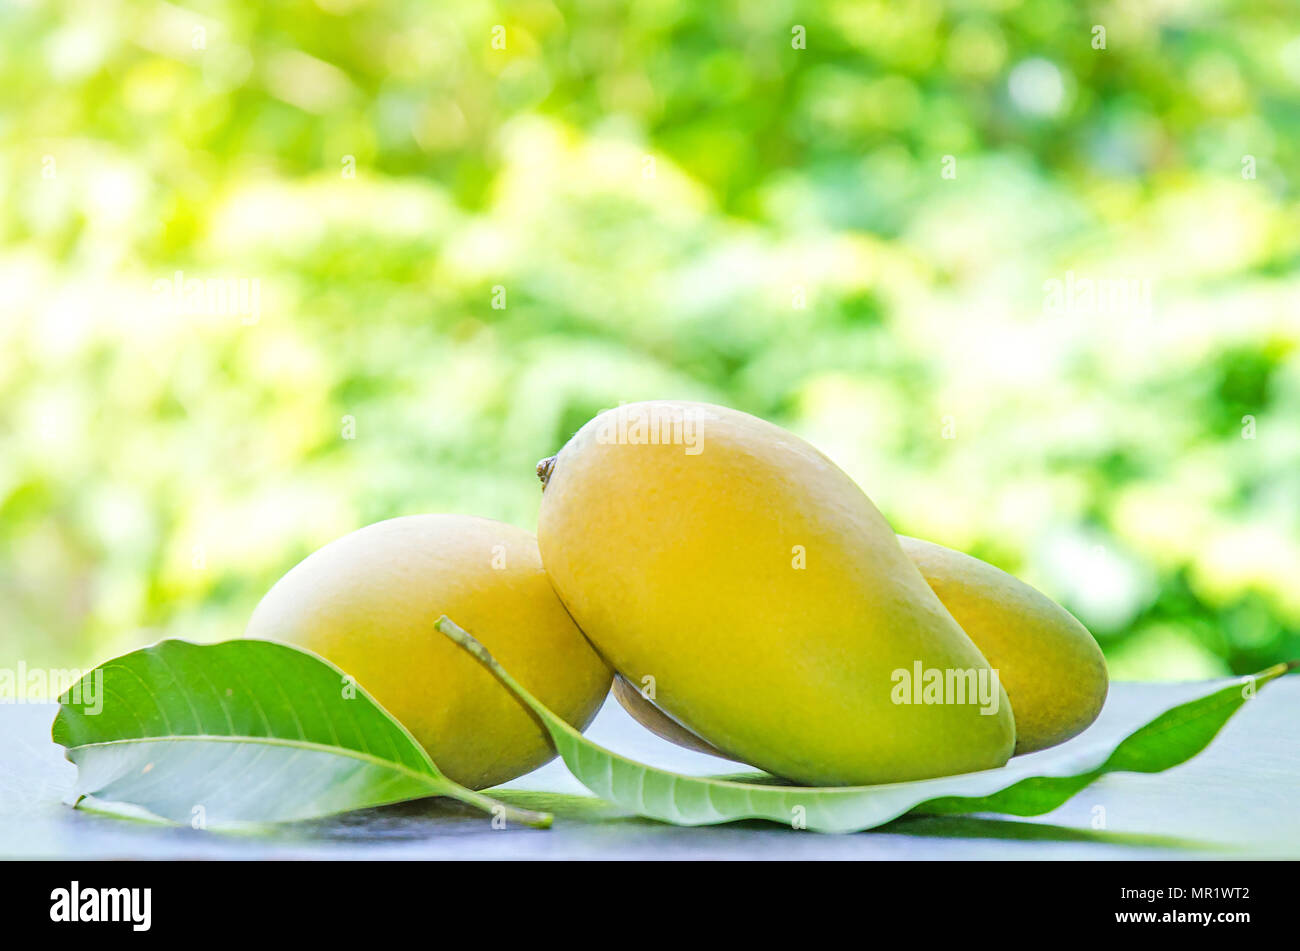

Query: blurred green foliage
[2,0,1298,680]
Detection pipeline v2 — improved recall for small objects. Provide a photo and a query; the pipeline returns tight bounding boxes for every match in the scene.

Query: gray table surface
[3,677,1297,859]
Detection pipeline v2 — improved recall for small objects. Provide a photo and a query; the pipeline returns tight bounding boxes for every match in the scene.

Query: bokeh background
[3,1,1298,681]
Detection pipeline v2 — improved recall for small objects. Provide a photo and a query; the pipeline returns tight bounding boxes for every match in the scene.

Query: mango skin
[245,514,612,790]
[612,673,739,759]
[899,536,1108,754]
[538,400,1015,786]
[615,539,1110,760]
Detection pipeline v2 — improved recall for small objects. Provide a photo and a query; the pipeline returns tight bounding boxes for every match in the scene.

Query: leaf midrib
[62,734,444,786]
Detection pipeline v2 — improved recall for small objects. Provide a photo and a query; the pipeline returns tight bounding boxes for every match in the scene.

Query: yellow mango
[537,400,1015,785]
[899,536,1108,754]
[614,539,1110,760]
[245,514,612,790]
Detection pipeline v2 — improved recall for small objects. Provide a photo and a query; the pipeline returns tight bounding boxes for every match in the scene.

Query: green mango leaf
[436,616,1294,834]
[51,638,551,830]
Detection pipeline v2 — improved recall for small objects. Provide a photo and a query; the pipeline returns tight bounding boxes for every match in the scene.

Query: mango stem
[445,785,553,830]
[536,456,556,488]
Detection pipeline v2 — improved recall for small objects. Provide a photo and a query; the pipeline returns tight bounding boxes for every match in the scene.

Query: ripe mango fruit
[245,514,612,790]
[614,539,1109,761]
[537,400,1016,786]
[899,536,1108,754]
